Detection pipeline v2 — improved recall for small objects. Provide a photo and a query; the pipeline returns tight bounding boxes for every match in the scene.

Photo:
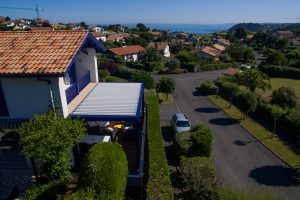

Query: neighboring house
[0,31,106,119]
[223,67,240,76]
[109,45,145,62]
[0,16,5,23]
[187,35,201,43]
[214,38,230,46]
[148,42,170,57]
[91,32,107,42]
[170,38,185,44]
[0,31,146,185]
[276,31,294,38]
[245,34,254,42]
[289,36,300,46]
[30,26,54,31]
[198,46,221,61]
[212,43,226,52]
[107,34,125,43]
[92,26,104,32]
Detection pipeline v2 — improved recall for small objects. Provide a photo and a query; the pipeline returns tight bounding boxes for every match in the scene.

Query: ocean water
[124,23,235,34]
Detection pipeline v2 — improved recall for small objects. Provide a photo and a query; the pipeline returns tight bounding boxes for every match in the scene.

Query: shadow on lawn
[249,165,300,187]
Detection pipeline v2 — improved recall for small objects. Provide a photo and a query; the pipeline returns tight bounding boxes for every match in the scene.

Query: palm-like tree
[234,68,272,92]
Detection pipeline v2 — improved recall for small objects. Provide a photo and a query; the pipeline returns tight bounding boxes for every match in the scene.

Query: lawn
[158,93,174,104]
[208,95,300,170]
[256,78,300,105]
[106,75,129,83]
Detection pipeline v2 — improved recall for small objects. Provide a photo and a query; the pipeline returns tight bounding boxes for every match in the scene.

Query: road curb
[207,96,295,170]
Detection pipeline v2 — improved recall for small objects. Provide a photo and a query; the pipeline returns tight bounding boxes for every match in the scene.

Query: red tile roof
[212,44,225,51]
[0,31,89,75]
[109,45,145,56]
[201,46,221,57]
[223,67,239,76]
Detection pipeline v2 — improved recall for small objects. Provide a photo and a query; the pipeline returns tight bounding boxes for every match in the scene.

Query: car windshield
[176,121,190,127]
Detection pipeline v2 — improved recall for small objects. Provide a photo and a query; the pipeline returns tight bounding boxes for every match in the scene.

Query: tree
[175,51,199,64]
[159,77,175,100]
[271,105,285,135]
[266,51,288,66]
[20,112,86,182]
[5,16,11,22]
[140,32,154,42]
[253,32,268,44]
[146,47,162,62]
[275,37,288,50]
[219,82,240,107]
[236,91,257,119]
[131,71,155,89]
[225,43,254,63]
[234,68,271,92]
[125,36,148,47]
[271,87,298,108]
[79,143,128,199]
[136,23,148,32]
[242,47,255,63]
[98,69,110,82]
[80,22,88,29]
[180,157,219,200]
[165,57,181,72]
[235,27,247,39]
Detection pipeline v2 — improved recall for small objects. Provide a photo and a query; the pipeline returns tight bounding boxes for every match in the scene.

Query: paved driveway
[155,70,300,200]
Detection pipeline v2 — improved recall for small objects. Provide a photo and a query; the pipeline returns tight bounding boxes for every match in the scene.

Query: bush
[23,181,67,200]
[145,62,163,72]
[131,71,155,89]
[200,81,214,94]
[174,132,192,159]
[190,125,213,157]
[113,66,136,80]
[98,69,110,82]
[145,93,173,200]
[271,87,298,108]
[126,62,145,70]
[57,188,96,200]
[195,63,239,72]
[159,77,175,96]
[78,143,128,200]
[180,157,219,200]
[219,82,240,107]
[259,65,300,79]
[236,90,257,118]
[182,62,199,72]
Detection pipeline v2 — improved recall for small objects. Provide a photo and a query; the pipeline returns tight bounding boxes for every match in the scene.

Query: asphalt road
[155,70,300,200]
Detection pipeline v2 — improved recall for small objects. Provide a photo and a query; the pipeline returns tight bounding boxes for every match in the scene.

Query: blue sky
[1,0,300,24]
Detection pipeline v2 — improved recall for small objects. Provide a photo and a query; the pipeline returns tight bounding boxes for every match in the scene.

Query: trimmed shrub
[174,132,192,159]
[145,93,173,200]
[219,82,240,107]
[145,62,164,72]
[200,81,214,94]
[57,188,96,200]
[236,90,257,118]
[78,143,128,200]
[23,181,67,200]
[131,71,155,89]
[98,69,110,82]
[113,66,136,80]
[190,125,213,157]
[126,62,145,70]
[180,157,219,200]
[182,62,199,72]
[195,63,239,72]
[259,65,300,79]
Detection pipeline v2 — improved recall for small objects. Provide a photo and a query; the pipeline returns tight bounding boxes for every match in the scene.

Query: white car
[171,113,192,133]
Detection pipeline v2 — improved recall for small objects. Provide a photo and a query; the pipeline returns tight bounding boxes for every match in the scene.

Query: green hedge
[78,143,128,200]
[145,62,164,72]
[145,93,173,200]
[259,65,300,79]
[126,62,145,70]
[195,63,239,72]
[23,181,67,200]
[57,188,96,200]
[113,66,136,80]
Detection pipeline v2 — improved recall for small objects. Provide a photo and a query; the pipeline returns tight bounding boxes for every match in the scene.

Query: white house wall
[75,48,98,82]
[0,77,61,118]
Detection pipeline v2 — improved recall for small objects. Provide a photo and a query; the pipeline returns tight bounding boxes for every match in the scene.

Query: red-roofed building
[109,45,145,62]
[0,31,106,119]
[223,67,240,76]
[198,46,222,61]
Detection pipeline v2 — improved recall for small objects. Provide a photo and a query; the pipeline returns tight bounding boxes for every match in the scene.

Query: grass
[208,95,300,170]
[158,93,174,104]
[145,92,174,200]
[256,78,300,105]
[219,187,281,200]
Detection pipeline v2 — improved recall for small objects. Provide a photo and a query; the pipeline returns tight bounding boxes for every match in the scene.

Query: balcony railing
[66,71,91,104]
